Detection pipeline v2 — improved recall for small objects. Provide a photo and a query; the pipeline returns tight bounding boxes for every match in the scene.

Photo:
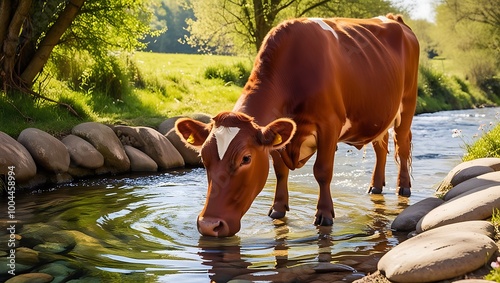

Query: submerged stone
[5,272,54,283]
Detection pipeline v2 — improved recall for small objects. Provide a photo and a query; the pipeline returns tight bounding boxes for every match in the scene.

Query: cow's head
[175,112,296,237]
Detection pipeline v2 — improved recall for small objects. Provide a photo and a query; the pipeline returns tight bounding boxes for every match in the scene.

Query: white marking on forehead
[374,16,390,23]
[214,126,241,160]
[309,18,339,40]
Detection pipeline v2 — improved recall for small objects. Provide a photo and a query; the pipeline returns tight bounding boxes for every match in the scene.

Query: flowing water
[2,107,499,282]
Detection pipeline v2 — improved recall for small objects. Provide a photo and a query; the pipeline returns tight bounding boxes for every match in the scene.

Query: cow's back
[236,15,419,164]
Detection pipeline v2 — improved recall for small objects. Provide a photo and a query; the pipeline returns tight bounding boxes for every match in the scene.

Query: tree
[183,0,396,54]
[0,0,158,101]
[432,0,499,94]
[145,0,197,53]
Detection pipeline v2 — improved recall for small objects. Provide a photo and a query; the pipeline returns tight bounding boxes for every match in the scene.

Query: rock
[135,126,184,169]
[113,125,144,147]
[34,242,72,254]
[443,171,500,200]
[5,273,54,283]
[165,129,202,166]
[417,186,500,233]
[313,262,356,273]
[20,224,76,253]
[124,145,158,172]
[66,166,95,178]
[0,131,37,182]
[157,113,211,135]
[436,158,500,195]
[61,134,104,169]
[17,128,70,173]
[378,229,498,282]
[159,114,210,166]
[417,220,496,238]
[49,172,73,184]
[15,247,40,265]
[35,262,77,283]
[72,122,130,173]
[391,197,444,231]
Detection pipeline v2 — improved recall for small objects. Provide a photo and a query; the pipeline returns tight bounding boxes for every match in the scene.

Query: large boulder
[159,114,211,166]
[0,131,37,182]
[378,221,498,282]
[443,171,500,200]
[72,122,130,173]
[417,185,500,233]
[61,134,104,169]
[391,197,444,232]
[436,157,500,195]
[17,128,70,173]
[114,125,184,169]
[124,145,158,172]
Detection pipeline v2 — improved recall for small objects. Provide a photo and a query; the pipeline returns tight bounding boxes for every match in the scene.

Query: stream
[1,107,499,282]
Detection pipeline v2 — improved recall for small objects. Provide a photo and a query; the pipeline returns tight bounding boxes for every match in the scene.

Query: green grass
[462,119,500,161]
[0,53,251,137]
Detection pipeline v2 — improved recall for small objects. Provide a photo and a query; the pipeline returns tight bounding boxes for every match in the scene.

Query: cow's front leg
[367,132,389,194]
[268,151,290,219]
[313,134,337,226]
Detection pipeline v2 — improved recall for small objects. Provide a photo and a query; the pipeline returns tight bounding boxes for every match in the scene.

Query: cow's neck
[233,82,288,126]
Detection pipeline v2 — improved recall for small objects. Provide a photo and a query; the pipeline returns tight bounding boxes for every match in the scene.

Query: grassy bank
[0,52,496,137]
[0,53,251,137]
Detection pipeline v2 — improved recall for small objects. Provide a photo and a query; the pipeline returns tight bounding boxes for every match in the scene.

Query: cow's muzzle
[197,216,234,237]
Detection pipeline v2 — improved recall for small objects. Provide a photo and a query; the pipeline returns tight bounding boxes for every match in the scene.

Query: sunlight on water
[3,107,499,282]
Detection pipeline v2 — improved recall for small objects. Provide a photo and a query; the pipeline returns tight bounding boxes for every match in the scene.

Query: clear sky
[392,0,437,22]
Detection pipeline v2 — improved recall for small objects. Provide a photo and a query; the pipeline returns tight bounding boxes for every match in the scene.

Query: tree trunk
[20,0,85,86]
[2,0,31,88]
[0,0,12,54]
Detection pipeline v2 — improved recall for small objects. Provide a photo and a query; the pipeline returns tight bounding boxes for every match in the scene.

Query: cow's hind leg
[269,151,290,219]
[394,110,413,197]
[367,132,389,194]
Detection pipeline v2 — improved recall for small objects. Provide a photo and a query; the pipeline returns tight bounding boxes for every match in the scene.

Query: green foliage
[145,0,197,53]
[431,0,499,98]
[416,64,489,114]
[203,62,251,87]
[185,0,399,55]
[0,53,245,136]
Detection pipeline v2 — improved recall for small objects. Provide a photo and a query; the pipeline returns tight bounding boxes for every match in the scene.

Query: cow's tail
[386,13,412,30]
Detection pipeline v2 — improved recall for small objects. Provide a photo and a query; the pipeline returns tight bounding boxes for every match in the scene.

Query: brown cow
[175,14,419,237]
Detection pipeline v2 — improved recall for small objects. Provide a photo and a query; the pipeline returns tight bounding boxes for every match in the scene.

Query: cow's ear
[175,118,212,150]
[259,118,296,149]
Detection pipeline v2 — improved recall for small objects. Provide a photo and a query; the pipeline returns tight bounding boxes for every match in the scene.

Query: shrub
[203,61,251,87]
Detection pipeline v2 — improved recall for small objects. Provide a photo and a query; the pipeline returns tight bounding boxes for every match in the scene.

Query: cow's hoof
[268,207,286,219]
[367,186,383,194]
[397,187,411,197]
[314,215,334,226]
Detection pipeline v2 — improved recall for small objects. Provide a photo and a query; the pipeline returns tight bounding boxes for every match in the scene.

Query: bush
[416,65,488,113]
[203,61,251,87]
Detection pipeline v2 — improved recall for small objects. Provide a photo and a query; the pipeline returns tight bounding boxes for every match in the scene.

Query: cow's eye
[241,155,252,166]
